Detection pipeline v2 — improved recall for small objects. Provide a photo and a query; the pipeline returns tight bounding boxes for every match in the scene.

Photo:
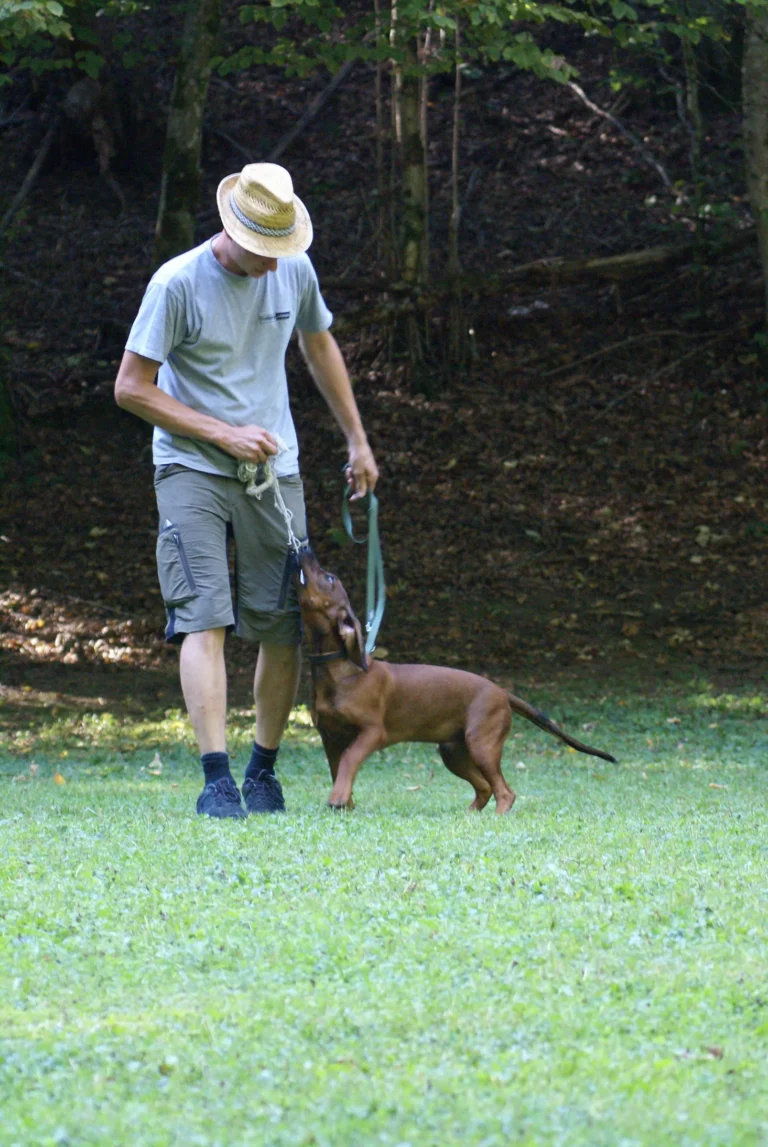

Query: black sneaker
[196,776,247,819]
[242,770,286,814]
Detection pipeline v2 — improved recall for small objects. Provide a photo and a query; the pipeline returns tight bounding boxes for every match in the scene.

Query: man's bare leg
[242,642,301,813]
[253,642,302,749]
[179,628,228,754]
[181,628,245,817]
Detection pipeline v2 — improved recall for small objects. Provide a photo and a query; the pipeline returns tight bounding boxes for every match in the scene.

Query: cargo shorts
[154,464,307,646]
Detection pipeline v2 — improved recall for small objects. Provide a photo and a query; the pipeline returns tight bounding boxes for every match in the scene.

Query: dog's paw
[327,797,354,811]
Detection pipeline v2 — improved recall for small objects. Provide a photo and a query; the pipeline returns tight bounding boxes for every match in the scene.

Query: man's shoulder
[150,239,213,292]
[278,252,317,288]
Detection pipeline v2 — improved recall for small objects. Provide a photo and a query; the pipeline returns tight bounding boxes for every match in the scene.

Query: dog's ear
[337,608,369,671]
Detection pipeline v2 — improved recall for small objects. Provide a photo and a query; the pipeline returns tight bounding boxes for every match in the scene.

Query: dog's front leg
[319,728,357,810]
[319,728,347,782]
[328,726,383,809]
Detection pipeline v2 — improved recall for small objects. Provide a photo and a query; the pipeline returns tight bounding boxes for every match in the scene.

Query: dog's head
[296,549,368,670]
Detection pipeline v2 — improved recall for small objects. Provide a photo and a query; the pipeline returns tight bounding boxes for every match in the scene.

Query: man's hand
[346,439,379,501]
[115,351,279,463]
[216,424,279,463]
[298,330,380,501]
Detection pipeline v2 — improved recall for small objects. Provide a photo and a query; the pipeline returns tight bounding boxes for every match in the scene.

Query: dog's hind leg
[465,713,516,815]
[439,741,493,811]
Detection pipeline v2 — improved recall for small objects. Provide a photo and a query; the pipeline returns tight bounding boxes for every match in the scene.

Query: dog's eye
[325,574,335,586]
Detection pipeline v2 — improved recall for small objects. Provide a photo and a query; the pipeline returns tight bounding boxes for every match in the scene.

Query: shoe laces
[245,769,280,791]
[244,769,284,810]
[259,770,281,792]
[209,776,241,801]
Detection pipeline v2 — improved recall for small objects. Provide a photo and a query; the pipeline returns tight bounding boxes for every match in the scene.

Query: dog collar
[308,649,348,665]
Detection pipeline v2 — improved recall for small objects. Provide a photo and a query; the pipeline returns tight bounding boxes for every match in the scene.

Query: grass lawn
[1,674,767,1146]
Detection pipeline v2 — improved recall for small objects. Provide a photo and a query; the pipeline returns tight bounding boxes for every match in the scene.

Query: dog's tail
[507,693,617,763]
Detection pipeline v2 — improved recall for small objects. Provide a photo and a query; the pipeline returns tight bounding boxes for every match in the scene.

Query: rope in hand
[237,436,303,555]
[341,474,385,655]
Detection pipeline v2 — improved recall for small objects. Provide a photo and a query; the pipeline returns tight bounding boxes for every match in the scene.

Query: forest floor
[1,30,766,736]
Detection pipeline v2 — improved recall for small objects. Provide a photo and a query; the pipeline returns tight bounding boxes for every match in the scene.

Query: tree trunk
[154,0,222,268]
[374,0,393,275]
[448,12,463,363]
[419,16,432,281]
[682,36,705,312]
[389,5,429,377]
[743,4,768,324]
[399,40,428,286]
[0,375,16,466]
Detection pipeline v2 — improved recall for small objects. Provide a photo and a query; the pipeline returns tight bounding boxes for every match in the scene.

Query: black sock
[245,742,278,782]
[201,751,232,785]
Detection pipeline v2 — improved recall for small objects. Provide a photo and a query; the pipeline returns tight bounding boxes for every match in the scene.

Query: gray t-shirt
[125,237,333,477]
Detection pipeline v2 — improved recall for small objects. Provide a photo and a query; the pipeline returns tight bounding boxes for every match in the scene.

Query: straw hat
[216,163,313,257]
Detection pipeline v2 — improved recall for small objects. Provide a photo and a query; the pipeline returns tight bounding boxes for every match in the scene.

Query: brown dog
[296,550,616,813]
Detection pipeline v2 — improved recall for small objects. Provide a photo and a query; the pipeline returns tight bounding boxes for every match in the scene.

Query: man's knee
[181,628,227,657]
[257,641,301,673]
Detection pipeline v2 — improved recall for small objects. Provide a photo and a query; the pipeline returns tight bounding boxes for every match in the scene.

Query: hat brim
[216,174,313,257]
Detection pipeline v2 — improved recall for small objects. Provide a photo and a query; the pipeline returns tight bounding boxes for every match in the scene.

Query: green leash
[341,482,385,655]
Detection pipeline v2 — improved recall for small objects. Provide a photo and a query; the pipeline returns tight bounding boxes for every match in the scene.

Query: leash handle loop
[342,480,385,655]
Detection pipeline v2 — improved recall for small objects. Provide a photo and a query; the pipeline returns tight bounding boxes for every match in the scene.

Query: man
[114,162,378,819]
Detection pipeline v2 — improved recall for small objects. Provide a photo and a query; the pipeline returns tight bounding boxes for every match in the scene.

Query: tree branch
[0,118,60,233]
[266,57,359,163]
[321,228,756,296]
[566,81,672,190]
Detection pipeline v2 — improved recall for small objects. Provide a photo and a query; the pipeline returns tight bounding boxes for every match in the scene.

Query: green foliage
[220,0,744,89]
[0,0,71,45]
[0,0,146,81]
[1,680,767,1143]
[221,0,602,83]
[0,0,748,91]
[596,0,737,87]
[0,0,70,82]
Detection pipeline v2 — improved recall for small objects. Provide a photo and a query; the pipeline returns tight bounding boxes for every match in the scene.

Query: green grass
[1,680,767,1146]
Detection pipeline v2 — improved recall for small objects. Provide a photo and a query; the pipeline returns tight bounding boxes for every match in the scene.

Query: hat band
[230,194,296,237]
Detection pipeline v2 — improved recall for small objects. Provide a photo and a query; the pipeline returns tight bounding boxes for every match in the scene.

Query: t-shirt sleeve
[125,280,187,364]
[295,261,333,333]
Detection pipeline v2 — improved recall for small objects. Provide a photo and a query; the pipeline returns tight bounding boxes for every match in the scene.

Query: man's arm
[298,329,379,499]
[114,350,278,463]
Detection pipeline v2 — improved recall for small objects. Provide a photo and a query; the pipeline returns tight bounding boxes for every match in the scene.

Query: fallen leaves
[12,763,38,783]
[675,1046,726,1062]
[11,763,68,784]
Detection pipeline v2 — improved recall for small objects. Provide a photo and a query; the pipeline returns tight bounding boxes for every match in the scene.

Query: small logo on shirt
[259,311,291,323]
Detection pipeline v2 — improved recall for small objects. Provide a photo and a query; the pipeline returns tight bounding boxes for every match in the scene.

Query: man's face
[225,233,278,278]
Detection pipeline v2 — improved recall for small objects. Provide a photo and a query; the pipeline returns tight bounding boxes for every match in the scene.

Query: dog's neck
[307,625,343,658]
[307,629,352,671]
[308,648,347,665]
[307,637,363,681]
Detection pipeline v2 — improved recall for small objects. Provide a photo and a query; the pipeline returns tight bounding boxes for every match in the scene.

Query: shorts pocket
[157,522,198,606]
